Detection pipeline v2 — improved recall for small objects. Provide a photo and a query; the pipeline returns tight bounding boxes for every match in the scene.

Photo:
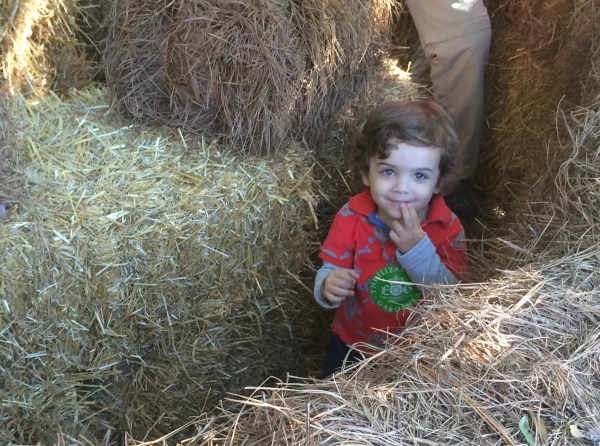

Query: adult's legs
[424,28,491,180]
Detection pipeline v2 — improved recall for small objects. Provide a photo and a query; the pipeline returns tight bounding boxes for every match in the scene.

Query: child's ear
[361,171,370,187]
[434,178,442,194]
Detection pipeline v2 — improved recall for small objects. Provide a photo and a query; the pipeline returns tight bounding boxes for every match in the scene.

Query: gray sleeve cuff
[314,262,343,309]
[396,235,458,286]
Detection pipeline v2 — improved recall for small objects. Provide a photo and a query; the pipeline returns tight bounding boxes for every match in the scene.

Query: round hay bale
[104,0,395,155]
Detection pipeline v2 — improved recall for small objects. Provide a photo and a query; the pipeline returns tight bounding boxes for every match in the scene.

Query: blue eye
[381,169,394,177]
[414,172,428,180]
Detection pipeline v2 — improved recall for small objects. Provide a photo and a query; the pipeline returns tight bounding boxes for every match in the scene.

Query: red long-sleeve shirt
[319,190,467,348]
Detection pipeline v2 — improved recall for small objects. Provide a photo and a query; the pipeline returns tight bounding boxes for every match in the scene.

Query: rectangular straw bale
[0,87,320,444]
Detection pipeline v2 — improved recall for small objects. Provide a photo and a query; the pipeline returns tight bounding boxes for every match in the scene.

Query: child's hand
[321,269,360,304]
[390,203,425,254]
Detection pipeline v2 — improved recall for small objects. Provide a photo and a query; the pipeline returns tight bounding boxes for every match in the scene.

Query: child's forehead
[385,138,442,150]
[368,141,443,171]
[379,139,443,155]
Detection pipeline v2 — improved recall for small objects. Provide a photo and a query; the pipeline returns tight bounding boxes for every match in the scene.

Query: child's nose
[392,175,409,193]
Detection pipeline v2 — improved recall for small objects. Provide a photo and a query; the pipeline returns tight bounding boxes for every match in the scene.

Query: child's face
[362,139,442,227]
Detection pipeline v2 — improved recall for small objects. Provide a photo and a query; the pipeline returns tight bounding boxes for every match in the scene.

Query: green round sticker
[369,265,420,313]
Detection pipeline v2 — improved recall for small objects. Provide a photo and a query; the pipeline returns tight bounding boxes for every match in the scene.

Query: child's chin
[385,210,403,220]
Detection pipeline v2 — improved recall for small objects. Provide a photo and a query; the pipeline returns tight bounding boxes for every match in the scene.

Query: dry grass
[0,0,102,96]
[104,0,396,156]
[0,88,16,206]
[131,268,600,445]
[0,87,324,444]
[478,0,597,225]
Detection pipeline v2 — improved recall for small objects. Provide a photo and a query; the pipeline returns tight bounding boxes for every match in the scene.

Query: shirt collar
[349,190,454,227]
[426,194,454,226]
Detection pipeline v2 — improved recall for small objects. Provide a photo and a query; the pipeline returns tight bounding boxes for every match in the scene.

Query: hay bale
[478,0,597,223]
[0,87,321,443]
[0,0,103,96]
[178,257,599,445]
[104,0,396,155]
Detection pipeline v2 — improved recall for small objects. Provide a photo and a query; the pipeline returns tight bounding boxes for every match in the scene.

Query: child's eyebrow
[376,161,435,173]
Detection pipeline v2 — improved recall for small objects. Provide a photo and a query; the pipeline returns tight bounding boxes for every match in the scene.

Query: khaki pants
[424,28,491,179]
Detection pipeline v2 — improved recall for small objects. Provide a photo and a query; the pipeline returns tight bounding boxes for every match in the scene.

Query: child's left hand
[390,203,425,254]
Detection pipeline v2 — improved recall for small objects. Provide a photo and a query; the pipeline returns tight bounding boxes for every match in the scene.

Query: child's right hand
[321,269,360,304]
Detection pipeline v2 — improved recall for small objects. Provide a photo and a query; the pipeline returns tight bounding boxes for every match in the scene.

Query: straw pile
[197,267,598,445]
[0,0,104,96]
[478,0,596,222]
[133,99,600,445]
[0,88,321,443]
[104,0,396,155]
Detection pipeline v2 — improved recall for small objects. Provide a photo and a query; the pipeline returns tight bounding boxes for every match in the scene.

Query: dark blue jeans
[322,333,365,378]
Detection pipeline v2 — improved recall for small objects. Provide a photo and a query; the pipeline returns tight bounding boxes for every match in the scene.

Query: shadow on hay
[477,0,595,230]
[0,0,104,96]
[0,89,19,206]
[104,0,396,156]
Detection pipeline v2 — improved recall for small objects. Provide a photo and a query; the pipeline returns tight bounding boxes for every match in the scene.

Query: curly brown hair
[353,100,461,195]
